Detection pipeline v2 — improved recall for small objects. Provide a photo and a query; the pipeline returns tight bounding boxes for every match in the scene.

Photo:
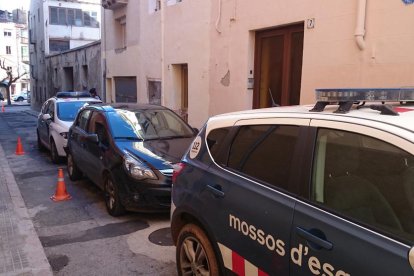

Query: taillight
[172,162,186,184]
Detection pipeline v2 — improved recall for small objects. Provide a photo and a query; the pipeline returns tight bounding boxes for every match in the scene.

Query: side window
[206,127,231,164]
[312,129,414,243]
[41,101,50,114]
[226,125,300,191]
[76,110,91,131]
[88,112,110,146]
[47,102,55,118]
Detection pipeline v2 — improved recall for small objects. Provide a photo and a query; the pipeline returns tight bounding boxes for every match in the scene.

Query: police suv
[171,88,414,276]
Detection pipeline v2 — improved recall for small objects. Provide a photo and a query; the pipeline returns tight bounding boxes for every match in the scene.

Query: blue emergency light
[311,88,414,115]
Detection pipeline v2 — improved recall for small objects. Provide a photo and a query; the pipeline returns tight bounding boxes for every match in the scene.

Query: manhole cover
[148,227,173,246]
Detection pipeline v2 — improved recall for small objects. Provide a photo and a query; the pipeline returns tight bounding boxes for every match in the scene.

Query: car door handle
[206,184,225,198]
[295,227,333,251]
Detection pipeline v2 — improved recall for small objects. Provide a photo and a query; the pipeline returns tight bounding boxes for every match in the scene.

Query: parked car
[37,91,102,163]
[171,88,414,275]
[65,103,197,216]
[0,92,4,101]
[12,91,28,101]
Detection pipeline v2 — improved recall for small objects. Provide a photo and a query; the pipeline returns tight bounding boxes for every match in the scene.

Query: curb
[0,144,53,275]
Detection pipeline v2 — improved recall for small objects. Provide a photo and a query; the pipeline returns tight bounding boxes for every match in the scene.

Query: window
[49,7,98,27]
[227,125,300,190]
[3,31,11,37]
[6,46,11,54]
[148,80,161,105]
[49,39,69,52]
[115,16,126,49]
[76,110,91,131]
[88,112,110,146]
[207,127,231,164]
[50,7,58,24]
[312,129,414,243]
[46,101,55,118]
[57,102,94,122]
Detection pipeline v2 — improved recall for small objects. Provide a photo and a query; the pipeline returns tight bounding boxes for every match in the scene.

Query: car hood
[115,137,194,169]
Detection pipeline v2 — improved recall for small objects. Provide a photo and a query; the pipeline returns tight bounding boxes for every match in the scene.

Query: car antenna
[269,88,279,107]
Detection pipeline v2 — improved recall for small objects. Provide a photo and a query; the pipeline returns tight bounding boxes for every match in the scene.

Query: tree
[0,58,28,105]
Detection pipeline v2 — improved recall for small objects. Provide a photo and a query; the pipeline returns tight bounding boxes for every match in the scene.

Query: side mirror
[42,113,52,121]
[86,133,99,143]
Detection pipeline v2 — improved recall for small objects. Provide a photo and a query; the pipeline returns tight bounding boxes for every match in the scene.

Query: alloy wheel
[179,237,210,276]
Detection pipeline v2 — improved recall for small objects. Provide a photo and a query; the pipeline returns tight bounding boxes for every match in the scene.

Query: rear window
[57,101,98,121]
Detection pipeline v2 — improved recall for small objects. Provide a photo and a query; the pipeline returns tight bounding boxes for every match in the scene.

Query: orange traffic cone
[51,168,72,201]
[15,137,25,155]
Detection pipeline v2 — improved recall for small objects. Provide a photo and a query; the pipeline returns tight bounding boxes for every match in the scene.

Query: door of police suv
[290,120,414,276]
[201,118,311,275]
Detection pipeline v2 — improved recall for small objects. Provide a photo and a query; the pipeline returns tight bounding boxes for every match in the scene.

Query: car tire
[18,97,24,102]
[67,153,82,181]
[37,130,45,151]
[104,175,126,217]
[50,139,61,164]
[176,224,220,276]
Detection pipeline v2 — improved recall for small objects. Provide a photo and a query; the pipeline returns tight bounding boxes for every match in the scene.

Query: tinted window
[107,109,194,140]
[227,125,300,190]
[88,112,110,147]
[207,127,231,162]
[57,101,96,122]
[312,129,414,243]
[76,110,91,131]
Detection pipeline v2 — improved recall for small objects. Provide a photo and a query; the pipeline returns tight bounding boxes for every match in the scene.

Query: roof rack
[55,91,91,98]
[310,88,414,115]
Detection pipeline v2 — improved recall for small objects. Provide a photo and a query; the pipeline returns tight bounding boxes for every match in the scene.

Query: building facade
[29,0,101,108]
[45,41,101,99]
[103,0,414,128]
[0,9,30,98]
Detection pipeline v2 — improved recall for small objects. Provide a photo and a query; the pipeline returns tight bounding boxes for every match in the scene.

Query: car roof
[85,103,169,112]
[206,103,414,134]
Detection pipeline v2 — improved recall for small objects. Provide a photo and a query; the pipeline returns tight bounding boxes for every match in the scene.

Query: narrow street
[0,106,176,275]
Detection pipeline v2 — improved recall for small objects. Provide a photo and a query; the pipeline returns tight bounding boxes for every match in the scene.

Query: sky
[0,0,30,11]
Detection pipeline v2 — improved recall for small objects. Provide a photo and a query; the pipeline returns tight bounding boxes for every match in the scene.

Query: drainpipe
[355,0,367,50]
[215,0,222,34]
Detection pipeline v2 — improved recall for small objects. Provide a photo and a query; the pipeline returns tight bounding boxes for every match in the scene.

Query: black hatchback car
[66,103,197,216]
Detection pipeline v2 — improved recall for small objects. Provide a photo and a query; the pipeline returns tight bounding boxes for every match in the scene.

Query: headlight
[123,152,157,180]
[59,132,68,139]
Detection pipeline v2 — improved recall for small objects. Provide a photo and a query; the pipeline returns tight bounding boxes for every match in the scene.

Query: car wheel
[50,139,61,164]
[104,175,125,217]
[37,130,45,151]
[67,153,82,181]
[18,97,24,102]
[177,224,220,276]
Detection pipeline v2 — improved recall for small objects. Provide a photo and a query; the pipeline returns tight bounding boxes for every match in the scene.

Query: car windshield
[108,109,194,140]
[57,101,97,121]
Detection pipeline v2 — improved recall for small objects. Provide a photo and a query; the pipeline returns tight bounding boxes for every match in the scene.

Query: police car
[171,88,414,276]
[37,92,101,163]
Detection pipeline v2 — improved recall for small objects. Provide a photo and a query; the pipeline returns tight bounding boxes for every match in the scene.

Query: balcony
[102,0,128,10]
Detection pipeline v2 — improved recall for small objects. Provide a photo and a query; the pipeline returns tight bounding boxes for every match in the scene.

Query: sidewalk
[0,142,52,275]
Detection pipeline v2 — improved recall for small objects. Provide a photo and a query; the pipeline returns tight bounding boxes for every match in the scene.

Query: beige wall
[163,0,212,127]
[205,0,414,118]
[103,1,161,103]
[103,0,414,128]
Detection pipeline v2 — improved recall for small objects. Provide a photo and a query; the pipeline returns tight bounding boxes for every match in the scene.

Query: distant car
[12,91,28,102]
[65,103,197,216]
[37,91,102,163]
[0,93,4,101]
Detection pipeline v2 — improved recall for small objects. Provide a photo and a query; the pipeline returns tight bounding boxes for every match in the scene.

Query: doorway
[253,23,304,108]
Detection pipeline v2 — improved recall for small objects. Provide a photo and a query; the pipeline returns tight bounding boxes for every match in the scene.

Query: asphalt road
[0,106,176,275]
